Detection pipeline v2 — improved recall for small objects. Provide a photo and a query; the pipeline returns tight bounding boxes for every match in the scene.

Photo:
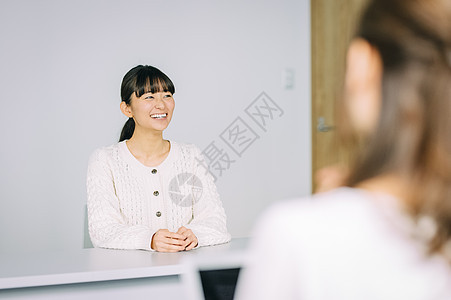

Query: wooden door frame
[311,0,368,192]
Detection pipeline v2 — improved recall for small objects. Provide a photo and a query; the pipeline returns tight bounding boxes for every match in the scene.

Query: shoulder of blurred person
[236,187,451,300]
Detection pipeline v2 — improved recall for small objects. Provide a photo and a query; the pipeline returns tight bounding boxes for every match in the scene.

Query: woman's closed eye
[141,93,172,100]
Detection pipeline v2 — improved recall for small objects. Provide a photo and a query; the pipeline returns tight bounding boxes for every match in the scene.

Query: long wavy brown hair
[341,0,451,255]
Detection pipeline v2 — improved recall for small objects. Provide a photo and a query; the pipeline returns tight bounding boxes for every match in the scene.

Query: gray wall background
[0,0,311,254]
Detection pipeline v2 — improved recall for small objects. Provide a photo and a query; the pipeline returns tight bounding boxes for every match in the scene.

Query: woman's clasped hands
[151,226,198,252]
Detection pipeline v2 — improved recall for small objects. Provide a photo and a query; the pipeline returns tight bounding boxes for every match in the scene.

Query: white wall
[0,0,310,254]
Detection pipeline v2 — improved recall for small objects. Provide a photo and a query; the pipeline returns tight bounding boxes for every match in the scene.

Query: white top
[236,187,451,300]
[86,141,231,251]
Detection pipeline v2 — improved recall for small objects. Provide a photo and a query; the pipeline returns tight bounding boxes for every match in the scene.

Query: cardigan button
[153,191,159,196]
[156,211,162,217]
[151,169,157,174]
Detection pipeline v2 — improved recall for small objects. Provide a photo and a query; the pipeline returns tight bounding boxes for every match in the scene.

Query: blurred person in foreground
[236,0,451,299]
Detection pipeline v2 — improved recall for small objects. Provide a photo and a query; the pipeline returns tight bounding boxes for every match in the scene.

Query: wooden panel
[311,0,368,191]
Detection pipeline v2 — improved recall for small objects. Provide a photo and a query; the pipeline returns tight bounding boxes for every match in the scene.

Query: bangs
[133,66,175,98]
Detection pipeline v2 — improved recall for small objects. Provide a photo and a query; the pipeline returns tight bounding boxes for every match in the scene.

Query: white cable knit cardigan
[86,140,231,250]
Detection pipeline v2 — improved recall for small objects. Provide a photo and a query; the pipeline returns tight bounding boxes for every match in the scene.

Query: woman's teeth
[151,113,167,119]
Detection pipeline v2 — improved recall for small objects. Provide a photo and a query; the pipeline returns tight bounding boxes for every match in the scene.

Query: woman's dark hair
[119,65,175,142]
[341,0,451,255]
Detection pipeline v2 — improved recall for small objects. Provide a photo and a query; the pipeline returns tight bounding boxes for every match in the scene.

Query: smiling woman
[119,65,176,142]
[86,65,231,252]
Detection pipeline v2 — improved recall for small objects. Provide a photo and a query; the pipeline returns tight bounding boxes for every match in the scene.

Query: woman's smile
[150,113,168,119]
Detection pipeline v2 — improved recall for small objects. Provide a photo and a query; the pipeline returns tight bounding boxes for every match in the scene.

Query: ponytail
[119,118,135,142]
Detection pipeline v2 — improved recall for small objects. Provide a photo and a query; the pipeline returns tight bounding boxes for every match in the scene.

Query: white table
[0,238,248,300]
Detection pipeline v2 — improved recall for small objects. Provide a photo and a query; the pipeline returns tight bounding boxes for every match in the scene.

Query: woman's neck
[125,129,170,167]
[356,173,410,202]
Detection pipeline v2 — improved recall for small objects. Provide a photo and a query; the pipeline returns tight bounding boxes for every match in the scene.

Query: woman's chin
[150,123,170,132]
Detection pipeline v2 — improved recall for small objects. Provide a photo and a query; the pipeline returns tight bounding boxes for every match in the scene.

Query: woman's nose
[154,96,165,109]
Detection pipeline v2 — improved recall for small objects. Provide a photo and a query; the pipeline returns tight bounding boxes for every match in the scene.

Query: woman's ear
[345,38,382,91]
[120,101,133,118]
[344,38,383,135]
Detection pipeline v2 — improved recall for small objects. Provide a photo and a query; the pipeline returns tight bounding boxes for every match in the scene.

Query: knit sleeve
[184,145,231,247]
[86,148,154,250]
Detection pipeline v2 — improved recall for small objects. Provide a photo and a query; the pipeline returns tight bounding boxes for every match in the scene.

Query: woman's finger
[185,241,197,251]
[155,239,186,252]
[177,227,193,238]
[163,236,186,247]
[183,231,198,251]
[165,231,187,241]
[177,226,188,235]
[162,243,186,252]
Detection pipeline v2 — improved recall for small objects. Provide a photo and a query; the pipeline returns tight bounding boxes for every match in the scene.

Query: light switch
[282,68,295,90]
